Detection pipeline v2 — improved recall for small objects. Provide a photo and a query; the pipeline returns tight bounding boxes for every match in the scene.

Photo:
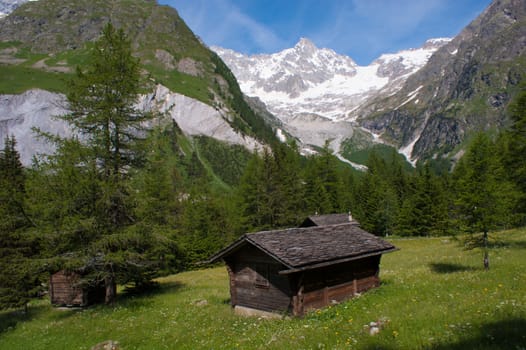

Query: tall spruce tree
[396,164,450,236]
[505,85,526,220]
[354,152,399,236]
[0,136,38,310]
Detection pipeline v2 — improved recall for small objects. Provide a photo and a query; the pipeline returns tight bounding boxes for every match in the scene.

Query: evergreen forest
[1,24,526,311]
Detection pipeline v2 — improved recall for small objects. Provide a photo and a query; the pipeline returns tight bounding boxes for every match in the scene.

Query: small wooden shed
[208,223,397,316]
[49,270,106,307]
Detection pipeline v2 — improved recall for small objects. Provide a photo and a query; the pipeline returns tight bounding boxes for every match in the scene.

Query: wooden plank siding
[49,270,107,307]
[298,256,381,314]
[49,271,85,306]
[225,246,293,314]
[209,223,396,317]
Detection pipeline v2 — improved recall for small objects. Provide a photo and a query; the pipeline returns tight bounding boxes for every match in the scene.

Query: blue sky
[158,0,491,65]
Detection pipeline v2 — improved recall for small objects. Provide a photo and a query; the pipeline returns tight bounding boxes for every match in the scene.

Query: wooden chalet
[49,270,106,307]
[208,222,397,316]
[300,213,355,227]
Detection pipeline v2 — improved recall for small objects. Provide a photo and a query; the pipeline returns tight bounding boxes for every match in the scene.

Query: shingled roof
[208,223,397,274]
[300,213,354,227]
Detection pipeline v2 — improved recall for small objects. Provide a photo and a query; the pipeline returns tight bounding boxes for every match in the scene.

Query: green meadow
[1,228,525,349]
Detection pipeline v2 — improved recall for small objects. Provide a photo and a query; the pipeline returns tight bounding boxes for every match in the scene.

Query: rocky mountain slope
[0,0,276,165]
[357,0,526,162]
[214,38,450,123]
[214,37,450,158]
[215,0,525,165]
[0,0,31,18]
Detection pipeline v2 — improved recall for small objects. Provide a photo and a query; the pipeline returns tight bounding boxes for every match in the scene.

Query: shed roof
[300,213,354,227]
[208,223,397,274]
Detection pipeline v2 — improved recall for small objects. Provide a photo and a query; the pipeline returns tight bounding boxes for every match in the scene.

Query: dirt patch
[0,57,26,65]
[32,58,72,73]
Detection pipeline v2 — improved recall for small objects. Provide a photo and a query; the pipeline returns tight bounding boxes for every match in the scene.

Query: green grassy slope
[0,0,278,145]
[1,228,525,349]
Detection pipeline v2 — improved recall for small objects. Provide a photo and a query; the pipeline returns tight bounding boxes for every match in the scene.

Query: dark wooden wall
[49,271,85,306]
[49,271,106,307]
[225,245,292,313]
[223,246,384,316]
[297,256,381,315]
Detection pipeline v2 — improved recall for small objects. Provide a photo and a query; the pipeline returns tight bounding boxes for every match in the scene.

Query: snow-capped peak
[214,37,450,157]
[214,37,449,124]
[294,37,318,54]
[373,37,451,79]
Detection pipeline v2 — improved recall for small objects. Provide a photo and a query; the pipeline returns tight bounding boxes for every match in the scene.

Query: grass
[1,228,525,349]
[0,65,70,94]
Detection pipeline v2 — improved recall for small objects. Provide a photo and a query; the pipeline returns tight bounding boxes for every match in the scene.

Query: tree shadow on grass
[117,281,184,307]
[0,304,48,335]
[360,318,526,350]
[431,318,526,350]
[429,262,478,274]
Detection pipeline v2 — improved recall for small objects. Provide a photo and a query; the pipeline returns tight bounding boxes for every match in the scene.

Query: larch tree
[34,23,166,303]
[453,133,518,269]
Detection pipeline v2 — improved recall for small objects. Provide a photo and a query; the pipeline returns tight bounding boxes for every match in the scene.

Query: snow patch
[396,85,423,109]
[399,138,419,166]
[276,128,286,142]
[335,153,368,171]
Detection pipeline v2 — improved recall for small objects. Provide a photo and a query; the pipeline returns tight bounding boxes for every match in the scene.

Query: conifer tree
[504,85,526,220]
[354,152,399,236]
[0,136,38,310]
[396,164,450,236]
[453,133,518,269]
[30,23,167,303]
[272,141,305,227]
[237,150,266,231]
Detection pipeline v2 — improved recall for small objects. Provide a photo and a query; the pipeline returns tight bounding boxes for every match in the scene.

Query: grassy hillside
[1,228,525,349]
[0,0,279,145]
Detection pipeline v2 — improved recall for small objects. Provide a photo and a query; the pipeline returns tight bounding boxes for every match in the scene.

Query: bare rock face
[0,86,263,166]
[355,0,526,161]
[155,49,175,70]
[176,57,204,77]
[0,89,70,165]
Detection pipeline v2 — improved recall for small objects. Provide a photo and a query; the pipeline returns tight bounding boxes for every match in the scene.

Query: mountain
[357,0,526,162]
[0,0,32,18]
[214,36,450,160]
[215,0,526,165]
[0,0,278,165]
[214,38,449,123]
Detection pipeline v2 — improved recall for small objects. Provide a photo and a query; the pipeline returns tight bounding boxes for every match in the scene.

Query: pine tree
[272,141,305,227]
[0,136,38,310]
[396,164,450,236]
[237,150,266,231]
[504,85,526,221]
[354,152,399,236]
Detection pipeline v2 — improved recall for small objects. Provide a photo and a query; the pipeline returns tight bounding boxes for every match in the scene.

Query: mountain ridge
[0,0,278,165]
[213,36,451,162]
[214,0,525,165]
[357,0,526,162]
